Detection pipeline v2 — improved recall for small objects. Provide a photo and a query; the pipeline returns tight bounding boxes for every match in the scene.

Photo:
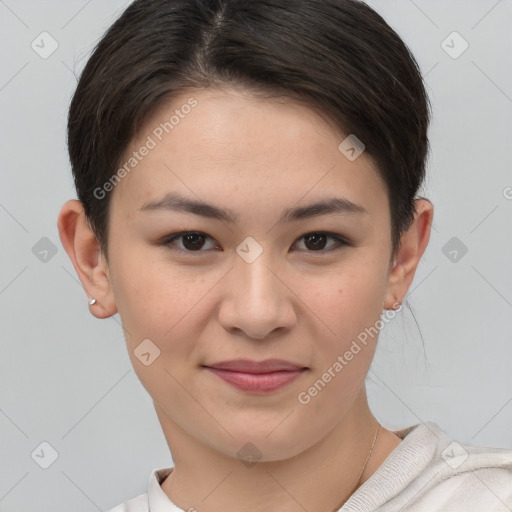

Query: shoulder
[418,441,512,506]
[343,421,512,511]
[104,492,148,512]
[387,423,512,510]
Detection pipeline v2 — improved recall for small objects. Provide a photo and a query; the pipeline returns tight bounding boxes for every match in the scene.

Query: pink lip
[203,359,308,393]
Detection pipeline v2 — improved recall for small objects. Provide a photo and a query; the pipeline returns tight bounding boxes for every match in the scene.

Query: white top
[105,421,512,511]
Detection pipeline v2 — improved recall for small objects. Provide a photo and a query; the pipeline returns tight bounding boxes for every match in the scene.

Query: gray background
[1,0,511,510]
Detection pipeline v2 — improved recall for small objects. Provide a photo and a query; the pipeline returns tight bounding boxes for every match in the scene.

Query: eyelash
[159,231,352,255]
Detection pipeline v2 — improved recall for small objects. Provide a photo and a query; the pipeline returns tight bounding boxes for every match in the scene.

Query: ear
[384,198,434,310]
[57,199,118,319]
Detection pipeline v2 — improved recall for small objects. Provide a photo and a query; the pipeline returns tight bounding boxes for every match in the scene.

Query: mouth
[202,359,308,393]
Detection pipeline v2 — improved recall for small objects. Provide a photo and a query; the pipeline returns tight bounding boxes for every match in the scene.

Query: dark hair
[67,0,431,267]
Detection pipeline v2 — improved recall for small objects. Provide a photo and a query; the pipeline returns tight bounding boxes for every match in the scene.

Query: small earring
[88,298,97,306]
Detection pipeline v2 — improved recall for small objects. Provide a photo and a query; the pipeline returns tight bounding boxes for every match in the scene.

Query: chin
[210,426,317,465]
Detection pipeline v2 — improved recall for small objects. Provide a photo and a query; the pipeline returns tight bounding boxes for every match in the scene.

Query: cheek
[109,254,211,402]
[110,251,220,355]
[295,260,386,346]
[111,267,170,344]
[292,266,384,414]
[294,263,387,410]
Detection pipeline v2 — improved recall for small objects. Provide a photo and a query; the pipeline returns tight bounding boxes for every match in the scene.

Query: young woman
[57,0,512,510]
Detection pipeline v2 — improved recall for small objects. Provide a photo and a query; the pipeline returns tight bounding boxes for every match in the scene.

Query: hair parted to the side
[67,0,432,267]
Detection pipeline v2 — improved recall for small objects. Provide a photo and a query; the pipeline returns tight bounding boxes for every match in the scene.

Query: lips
[203,358,306,373]
[202,359,308,393]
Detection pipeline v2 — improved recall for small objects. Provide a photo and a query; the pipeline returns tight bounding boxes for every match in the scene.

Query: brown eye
[162,232,218,253]
[294,232,347,252]
[304,233,328,251]
[180,233,206,251]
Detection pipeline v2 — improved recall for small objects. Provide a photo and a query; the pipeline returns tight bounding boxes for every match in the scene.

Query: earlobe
[57,199,118,319]
[383,198,434,311]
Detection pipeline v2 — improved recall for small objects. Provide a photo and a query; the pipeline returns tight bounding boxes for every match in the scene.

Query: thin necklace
[331,423,381,512]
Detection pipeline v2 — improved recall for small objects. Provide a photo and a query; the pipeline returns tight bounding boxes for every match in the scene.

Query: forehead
[109,88,388,223]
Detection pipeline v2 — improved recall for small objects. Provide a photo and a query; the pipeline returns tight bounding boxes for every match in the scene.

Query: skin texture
[58,87,433,512]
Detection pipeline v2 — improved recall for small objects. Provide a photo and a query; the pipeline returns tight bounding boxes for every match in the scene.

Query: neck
[156,388,402,512]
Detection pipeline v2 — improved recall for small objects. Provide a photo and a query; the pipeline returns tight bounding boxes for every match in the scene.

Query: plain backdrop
[1,0,511,510]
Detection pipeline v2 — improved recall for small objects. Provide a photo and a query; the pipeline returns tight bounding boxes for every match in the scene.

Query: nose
[217,248,297,340]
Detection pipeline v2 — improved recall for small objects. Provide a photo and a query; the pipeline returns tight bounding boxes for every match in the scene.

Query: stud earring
[88,298,97,306]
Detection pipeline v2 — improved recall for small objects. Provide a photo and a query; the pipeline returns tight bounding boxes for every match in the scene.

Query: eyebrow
[137,192,368,224]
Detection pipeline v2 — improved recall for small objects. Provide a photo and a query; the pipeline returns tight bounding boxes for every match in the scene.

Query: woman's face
[105,87,398,461]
